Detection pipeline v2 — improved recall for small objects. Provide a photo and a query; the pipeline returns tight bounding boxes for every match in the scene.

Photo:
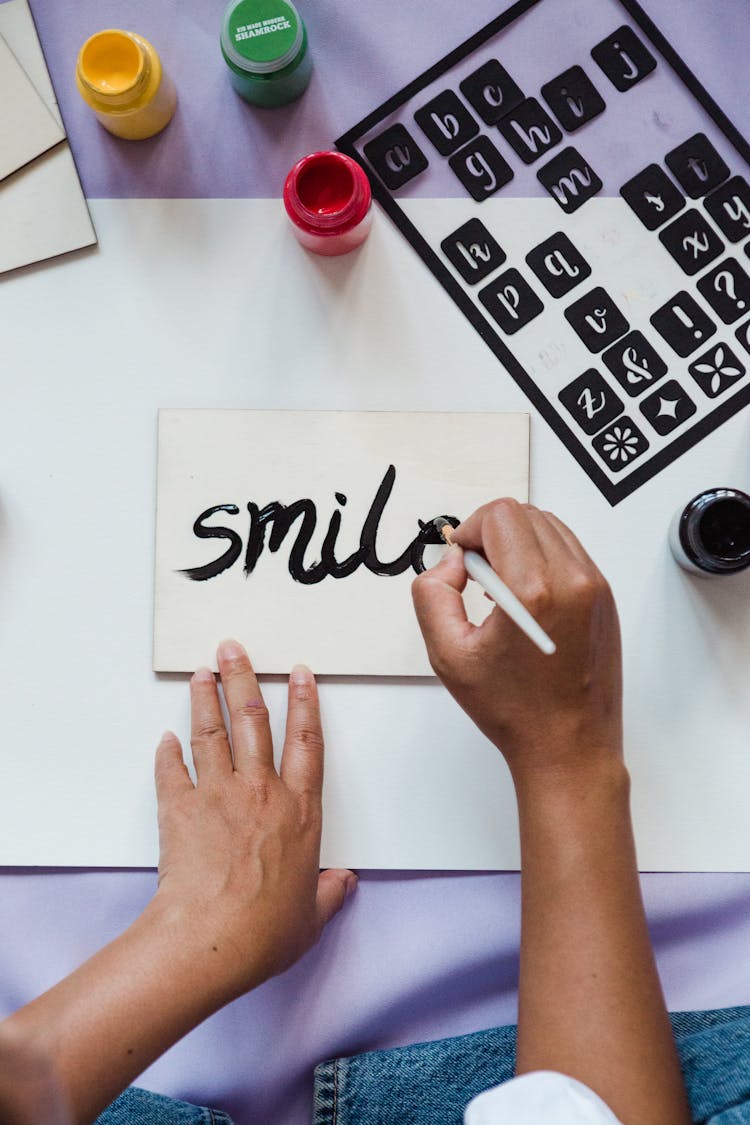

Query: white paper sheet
[0,0,95,273]
[3,197,750,869]
[154,409,529,676]
[0,32,63,180]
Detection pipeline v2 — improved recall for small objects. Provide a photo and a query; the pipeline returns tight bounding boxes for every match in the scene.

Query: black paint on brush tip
[423,515,459,542]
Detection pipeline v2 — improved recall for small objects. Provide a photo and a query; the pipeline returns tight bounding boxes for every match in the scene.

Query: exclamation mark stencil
[673,303,705,340]
[650,291,717,357]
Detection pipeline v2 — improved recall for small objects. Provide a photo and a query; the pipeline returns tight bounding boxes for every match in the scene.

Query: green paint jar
[220,0,312,108]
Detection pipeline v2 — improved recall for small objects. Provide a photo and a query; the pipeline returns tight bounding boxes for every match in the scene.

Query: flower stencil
[592,417,649,473]
[600,424,640,463]
[689,344,745,398]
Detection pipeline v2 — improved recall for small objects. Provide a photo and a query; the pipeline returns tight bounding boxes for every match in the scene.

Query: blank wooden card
[0,0,96,274]
[0,33,63,181]
[154,410,529,676]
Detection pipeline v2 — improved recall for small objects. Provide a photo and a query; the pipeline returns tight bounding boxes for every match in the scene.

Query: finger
[315,869,358,930]
[154,731,194,803]
[217,639,274,776]
[412,545,474,670]
[451,498,547,586]
[190,668,234,782]
[525,507,574,567]
[281,665,324,798]
[543,511,599,571]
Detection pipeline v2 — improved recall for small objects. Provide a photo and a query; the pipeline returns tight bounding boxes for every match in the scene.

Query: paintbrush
[433,517,556,656]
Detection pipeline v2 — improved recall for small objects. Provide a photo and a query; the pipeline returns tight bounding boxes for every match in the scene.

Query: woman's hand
[413,503,690,1125]
[150,640,357,1003]
[414,501,690,1124]
[412,499,623,786]
[3,641,356,1124]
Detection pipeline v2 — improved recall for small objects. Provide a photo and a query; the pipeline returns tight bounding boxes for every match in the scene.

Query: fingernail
[159,730,176,744]
[345,873,359,897]
[290,663,313,685]
[217,639,244,662]
[192,667,214,684]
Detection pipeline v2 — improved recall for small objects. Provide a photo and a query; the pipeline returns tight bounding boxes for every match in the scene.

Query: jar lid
[680,488,750,573]
[221,0,304,75]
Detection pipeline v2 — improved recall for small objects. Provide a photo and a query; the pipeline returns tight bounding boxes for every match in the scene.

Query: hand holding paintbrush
[412,499,623,780]
[414,504,683,1125]
[432,516,556,656]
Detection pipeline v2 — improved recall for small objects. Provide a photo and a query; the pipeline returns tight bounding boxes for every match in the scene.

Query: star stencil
[639,379,697,435]
[656,396,680,419]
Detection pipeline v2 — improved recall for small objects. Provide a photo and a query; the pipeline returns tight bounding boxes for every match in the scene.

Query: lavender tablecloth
[3,2,750,1122]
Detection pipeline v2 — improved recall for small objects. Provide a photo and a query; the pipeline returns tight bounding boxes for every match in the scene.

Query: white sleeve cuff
[464,1071,624,1124]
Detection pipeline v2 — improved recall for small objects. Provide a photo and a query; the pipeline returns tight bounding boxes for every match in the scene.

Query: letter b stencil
[414,89,479,156]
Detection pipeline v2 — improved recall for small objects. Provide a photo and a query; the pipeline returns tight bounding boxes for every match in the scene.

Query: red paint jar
[283,151,372,256]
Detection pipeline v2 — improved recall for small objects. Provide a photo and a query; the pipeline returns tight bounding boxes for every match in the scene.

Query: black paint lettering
[321,505,367,578]
[179,504,242,581]
[268,499,327,585]
[246,499,327,585]
[244,501,270,575]
[180,468,459,585]
[412,515,460,574]
[359,465,413,576]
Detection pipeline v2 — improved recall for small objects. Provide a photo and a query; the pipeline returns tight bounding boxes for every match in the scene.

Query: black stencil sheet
[337,0,750,505]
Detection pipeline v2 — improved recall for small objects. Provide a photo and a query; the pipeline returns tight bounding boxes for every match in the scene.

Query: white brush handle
[463,549,556,656]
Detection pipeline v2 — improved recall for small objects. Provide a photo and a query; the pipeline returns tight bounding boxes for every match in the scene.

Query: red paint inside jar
[297,154,355,215]
[284,151,371,237]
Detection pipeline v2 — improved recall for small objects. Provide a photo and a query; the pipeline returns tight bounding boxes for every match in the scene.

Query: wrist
[514,757,637,893]
[138,893,252,1009]
[512,753,630,816]
[500,710,624,790]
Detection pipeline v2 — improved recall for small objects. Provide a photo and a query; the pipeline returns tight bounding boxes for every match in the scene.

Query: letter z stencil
[338,0,750,505]
[154,411,529,675]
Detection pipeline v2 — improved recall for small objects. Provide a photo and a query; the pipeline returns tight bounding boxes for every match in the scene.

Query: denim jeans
[97,1006,750,1125]
[95,1087,233,1125]
[313,1006,750,1124]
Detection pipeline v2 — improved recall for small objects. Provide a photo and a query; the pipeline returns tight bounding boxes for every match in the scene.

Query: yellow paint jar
[75,30,177,140]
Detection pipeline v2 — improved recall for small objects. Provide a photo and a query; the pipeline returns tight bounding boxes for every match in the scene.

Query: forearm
[514,756,690,1125]
[1,646,352,1125]
[3,898,232,1125]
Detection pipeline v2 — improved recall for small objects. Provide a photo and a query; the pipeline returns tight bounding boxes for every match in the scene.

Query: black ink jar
[669,487,750,576]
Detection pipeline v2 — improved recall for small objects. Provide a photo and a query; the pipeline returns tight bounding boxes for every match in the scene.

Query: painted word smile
[180,465,457,585]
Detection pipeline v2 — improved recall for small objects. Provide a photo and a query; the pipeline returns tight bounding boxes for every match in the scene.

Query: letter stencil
[363,124,428,189]
[441,218,506,284]
[414,89,479,156]
[337,0,750,504]
[537,146,603,213]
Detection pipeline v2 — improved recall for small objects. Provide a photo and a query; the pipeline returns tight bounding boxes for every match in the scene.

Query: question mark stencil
[698,261,750,324]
